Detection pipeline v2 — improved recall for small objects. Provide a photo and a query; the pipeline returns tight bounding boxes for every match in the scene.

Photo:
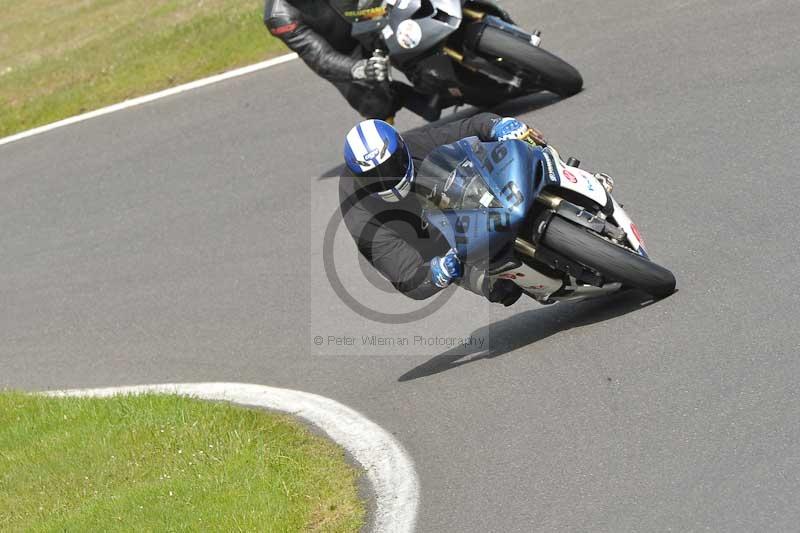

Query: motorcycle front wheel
[542,216,676,298]
[471,24,583,97]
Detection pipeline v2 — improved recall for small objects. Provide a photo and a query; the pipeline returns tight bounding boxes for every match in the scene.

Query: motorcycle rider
[341,113,547,306]
[264,0,404,120]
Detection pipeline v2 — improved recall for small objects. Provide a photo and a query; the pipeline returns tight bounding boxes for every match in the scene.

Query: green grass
[0,0,288,138]
[0,392,364,532]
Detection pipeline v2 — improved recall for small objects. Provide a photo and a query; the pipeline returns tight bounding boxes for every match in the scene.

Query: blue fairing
[421,138,547,265]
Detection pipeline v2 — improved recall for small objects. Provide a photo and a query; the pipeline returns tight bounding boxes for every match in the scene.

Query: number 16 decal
[501,181,523,208]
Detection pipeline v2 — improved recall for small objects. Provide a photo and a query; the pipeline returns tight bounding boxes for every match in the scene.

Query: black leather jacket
[264,0,361,82]
[339,113,502,300]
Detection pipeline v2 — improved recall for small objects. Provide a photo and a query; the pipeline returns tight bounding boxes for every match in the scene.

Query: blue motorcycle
[418,138,676,302]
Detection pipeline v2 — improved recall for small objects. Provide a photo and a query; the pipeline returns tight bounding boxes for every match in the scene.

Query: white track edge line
[45,382,418,533]
[0,53,298,147]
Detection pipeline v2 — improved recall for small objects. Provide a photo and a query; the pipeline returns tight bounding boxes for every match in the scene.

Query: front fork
[460,6,542,47]
[509,192,628,302]
[443,10,542,89]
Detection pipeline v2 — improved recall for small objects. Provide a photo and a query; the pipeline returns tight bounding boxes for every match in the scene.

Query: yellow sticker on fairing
[343,6,388,21]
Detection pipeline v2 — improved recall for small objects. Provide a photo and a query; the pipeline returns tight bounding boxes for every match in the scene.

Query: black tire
[474,25,583,97]
[542,216,676,298]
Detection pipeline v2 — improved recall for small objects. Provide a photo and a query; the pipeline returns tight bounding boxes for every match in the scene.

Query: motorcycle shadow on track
[317,92,563,180]
[398,289,670,382]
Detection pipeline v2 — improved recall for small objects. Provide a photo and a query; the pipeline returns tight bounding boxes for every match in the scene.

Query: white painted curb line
[45,382,418,533]
[0,53,298,148]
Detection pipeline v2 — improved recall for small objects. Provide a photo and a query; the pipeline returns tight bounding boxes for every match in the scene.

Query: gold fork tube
[536,191,563,209]
[442,47,464,62]
[462,7,486,20]
[514,238,537,258]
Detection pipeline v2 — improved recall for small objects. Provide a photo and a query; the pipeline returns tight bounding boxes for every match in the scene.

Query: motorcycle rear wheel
[474,25,583,97]
[542,216,676,298]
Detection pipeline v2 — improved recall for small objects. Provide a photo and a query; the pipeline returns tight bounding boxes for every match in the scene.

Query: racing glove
[351,53,390,83]
[491,117,547,146]
[430,248,463,288]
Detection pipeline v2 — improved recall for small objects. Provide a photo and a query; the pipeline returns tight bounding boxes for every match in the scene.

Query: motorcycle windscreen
[329,0,388,22]
[419,138,537,264]
[417,140,504,211]
[419,138,542,216]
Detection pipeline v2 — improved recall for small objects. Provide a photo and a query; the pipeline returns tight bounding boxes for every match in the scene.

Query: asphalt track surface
[2,0,799,530]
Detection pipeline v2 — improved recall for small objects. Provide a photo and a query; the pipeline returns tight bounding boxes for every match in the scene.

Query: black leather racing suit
[264,0,404,119]
[340,113,521,304]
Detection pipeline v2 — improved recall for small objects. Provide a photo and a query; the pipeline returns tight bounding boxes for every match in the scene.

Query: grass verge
[0,0,288,138]
[0,392,364,531]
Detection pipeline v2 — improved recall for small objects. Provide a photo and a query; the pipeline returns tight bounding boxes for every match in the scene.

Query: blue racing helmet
[343,120,415,202]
